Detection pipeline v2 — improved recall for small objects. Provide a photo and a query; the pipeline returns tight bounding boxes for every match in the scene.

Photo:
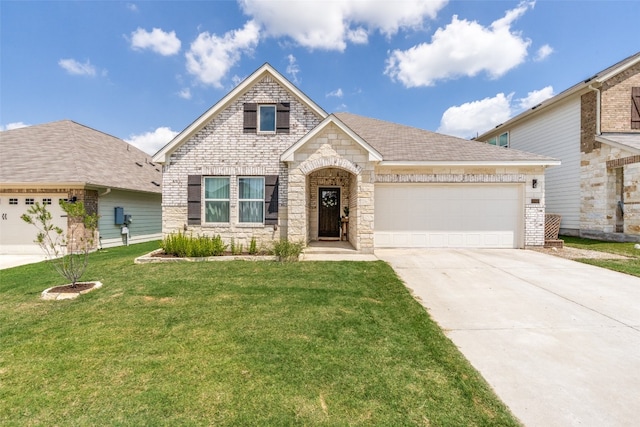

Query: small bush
[248,237,258,255]
[161,232,227,257]
[272,239,304,262]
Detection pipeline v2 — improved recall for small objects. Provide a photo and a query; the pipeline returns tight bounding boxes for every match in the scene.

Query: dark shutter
[187,175,202,225]
[243,103,257,133]
[276,103,290,134]
[632,87,640,130]
[264,175,279,225]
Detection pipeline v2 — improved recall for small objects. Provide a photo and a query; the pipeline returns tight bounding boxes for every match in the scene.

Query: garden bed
[135,249,276,264]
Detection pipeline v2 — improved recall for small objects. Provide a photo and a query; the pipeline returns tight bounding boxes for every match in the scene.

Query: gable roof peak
[152,63,328,163]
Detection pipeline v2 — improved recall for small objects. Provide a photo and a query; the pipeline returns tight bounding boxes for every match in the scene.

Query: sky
[1,0,638,155]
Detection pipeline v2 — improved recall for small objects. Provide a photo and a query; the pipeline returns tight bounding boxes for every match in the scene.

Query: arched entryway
[307,168,355,243]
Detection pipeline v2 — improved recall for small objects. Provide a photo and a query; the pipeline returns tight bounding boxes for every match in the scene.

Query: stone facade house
[0,120,162,254]
[478,51,640,241]
[153,64,558,252]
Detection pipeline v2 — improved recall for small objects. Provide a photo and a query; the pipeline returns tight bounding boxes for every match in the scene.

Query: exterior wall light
[532,179,538,189]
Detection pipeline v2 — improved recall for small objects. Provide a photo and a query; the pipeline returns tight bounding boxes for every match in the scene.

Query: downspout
[99,188,111,197]
[588,84,601,135]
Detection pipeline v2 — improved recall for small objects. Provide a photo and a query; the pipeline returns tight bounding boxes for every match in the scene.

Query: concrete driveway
[376,248,640,427]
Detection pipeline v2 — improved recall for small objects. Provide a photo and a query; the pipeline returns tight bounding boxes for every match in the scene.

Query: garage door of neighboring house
[374,184,524,248]
[0,195,68,254]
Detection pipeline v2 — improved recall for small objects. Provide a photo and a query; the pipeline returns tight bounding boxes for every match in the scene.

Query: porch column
[356,174,375,253]
[287,168,307,243]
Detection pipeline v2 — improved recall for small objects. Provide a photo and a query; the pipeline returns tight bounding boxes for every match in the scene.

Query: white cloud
[58,58,97,76]
[437,93,513,138]
[130,28,181,56]
[1,122,29,131]
[177,88,192,100]
[385,1,534,87]
[126,127,179,155]
[286,54,300,84]
[185,20,260,88]
[126,3,138,12]
[517,85,554,110]
[535,44,553,61]
[239,0,447,51]
[326,88,344,98]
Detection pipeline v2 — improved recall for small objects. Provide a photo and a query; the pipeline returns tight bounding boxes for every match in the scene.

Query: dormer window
[259,105,276,132]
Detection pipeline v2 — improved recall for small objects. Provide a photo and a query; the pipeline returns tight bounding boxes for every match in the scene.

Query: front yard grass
[562,236,640,277]
[0,242,519,426]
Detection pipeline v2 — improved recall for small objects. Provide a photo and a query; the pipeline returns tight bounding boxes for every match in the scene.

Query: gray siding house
[479,51,640,241]
[153,64,558,252]
[0,120,162,253]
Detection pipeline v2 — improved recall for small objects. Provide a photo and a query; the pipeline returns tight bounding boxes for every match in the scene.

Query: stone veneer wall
[373,166,547,247]
[581,144,640,239]
[287,123,375,252]
[162,75,323,248]
[578,62,640,240]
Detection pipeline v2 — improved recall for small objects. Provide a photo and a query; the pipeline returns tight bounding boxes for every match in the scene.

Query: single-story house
[153,64,559,253]
[478,51,640,242]
[0,120,163,254]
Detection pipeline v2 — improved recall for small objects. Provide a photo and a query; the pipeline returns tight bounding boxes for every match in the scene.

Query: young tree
[21,200,99,287]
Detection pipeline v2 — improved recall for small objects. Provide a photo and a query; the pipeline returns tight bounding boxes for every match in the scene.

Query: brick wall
[162,75,323,247]
[601,62,640,132]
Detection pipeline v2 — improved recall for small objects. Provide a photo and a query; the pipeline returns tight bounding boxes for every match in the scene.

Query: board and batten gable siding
[161,75,324,240]
[508,97,581,232]
[98,190,162,247]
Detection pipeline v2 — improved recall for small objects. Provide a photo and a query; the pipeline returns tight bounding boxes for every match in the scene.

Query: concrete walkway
[376,248,640,427]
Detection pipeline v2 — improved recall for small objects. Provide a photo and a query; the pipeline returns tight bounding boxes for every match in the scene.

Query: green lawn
[0,242,519,426]
[562,236,640,277]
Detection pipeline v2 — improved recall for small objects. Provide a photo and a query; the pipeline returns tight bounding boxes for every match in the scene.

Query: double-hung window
[204,177,230,223]
[238,177,264,223]
[258,105,276,132]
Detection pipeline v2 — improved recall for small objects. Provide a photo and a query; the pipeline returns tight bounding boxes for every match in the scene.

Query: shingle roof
[334,112,558,163]
[0,120,162,193]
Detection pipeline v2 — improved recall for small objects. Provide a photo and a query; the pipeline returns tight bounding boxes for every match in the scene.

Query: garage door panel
[374,184,523,248]
[0,195,68,254]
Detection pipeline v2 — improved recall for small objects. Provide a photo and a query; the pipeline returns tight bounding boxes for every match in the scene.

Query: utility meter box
[124,214,132,224]
[114,207,124,225]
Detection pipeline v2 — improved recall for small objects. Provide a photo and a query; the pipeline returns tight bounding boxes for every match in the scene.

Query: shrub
[161,232,227,257]
[272,239,304,262]
[248,237,258,255]
[21,200,99,287]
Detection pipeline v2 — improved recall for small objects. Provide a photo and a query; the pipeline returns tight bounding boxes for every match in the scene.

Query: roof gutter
[378,160,561,167]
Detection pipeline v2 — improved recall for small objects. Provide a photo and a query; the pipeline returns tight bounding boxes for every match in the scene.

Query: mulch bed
[48,282,97,293]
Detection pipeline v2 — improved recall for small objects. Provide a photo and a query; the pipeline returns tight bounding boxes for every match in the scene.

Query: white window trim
[238,176,265,224]
[258,104,276,133]
[204,176,230,224]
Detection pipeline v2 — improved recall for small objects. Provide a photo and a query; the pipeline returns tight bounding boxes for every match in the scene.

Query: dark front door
[318,188,340,238]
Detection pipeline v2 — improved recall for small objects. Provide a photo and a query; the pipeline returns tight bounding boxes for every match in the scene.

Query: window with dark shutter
[276,103,290,134]
[632,87,640,129]
[243,103,257,133]
[264,175,279,225]
[187,175,202,225]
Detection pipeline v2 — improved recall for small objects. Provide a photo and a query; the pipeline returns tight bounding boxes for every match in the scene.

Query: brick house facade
[154,64,558,252]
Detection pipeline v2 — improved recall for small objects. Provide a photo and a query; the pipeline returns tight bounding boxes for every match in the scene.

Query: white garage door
[0,195,68,254]
[374,184,523,248]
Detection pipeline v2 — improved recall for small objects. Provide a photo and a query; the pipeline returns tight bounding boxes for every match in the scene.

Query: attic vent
[151,181,160,187]
[136,162,143,167]
[155,168,161,172]
[148,162,156,167]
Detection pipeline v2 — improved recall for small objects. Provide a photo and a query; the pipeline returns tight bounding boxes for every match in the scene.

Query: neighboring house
[478,51,640,242]
[153,64,558,253]
[0,120,162,254]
